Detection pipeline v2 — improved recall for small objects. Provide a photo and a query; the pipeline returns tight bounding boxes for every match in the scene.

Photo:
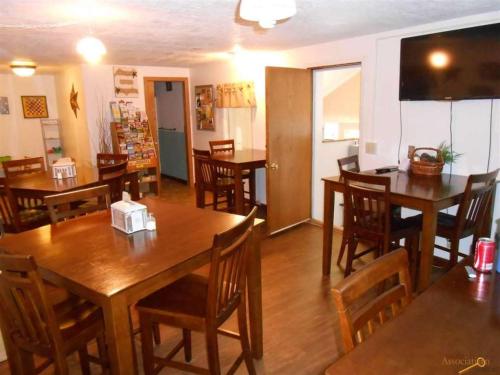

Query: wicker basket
[409,147,444,176]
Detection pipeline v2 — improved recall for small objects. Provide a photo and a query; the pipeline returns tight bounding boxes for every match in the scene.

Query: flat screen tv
[399,23,500,101]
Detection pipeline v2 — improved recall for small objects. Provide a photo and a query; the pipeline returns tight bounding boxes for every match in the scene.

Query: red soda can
[474,238,495,273]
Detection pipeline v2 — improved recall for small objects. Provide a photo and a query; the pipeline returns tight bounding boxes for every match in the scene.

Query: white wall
[0,74,59,161]
[189,11,500,234]
[80,64,190,164]
[54,65,92,167]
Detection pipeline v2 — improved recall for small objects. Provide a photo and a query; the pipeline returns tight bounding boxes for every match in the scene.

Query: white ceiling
[0,0,499,68]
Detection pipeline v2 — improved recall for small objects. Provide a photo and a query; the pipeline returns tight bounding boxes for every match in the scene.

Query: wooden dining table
[209,149,267,214]
[6,165,140,201]
[325,258,500,374]
[322,171,495,291]
[0,197,265,374]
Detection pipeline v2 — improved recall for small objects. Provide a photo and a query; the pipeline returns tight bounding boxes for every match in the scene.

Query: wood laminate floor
[0,178,404,374]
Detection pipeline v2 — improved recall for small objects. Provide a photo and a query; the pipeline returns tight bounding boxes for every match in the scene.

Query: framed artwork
[0,97,9,114]
[195,85,215,131]
[21,96,48,118]
[113,66,139,98]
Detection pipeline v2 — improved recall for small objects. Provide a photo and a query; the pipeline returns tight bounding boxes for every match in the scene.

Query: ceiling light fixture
[240,0,296,29]
[10,61,36,77]
[76,36,106,64]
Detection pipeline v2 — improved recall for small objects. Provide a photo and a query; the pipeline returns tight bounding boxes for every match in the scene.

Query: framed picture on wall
[195,85,215,131]
[21,96,49,118]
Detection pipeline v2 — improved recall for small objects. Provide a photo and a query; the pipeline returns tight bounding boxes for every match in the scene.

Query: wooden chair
[434,168,499,268]
[337,155,360,173]
[209,139,256,206]
[2,157,45,178]
[137,207,258,375]
[98,161,128,203]
[0,253,108,374]
[96,153,128,167]
[0,178,50,233]
[45,185,111,223]
[336,156,402,267]
[193,149,234,211]
[341,171,421,280]
[332,248,413,353]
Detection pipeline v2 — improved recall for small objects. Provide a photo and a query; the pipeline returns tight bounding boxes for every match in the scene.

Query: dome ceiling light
[239,0,297,29]
[76,36,107,64]
[10,61,37,77]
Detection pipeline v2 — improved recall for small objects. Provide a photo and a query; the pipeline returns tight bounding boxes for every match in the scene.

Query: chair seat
[436,212,475,239]
[215,177,235,189]
[137,274,208,319]
[55,297,103,343]
[390,214,422,233]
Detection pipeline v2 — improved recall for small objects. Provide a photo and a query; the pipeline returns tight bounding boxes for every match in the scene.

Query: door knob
[266,162,279,170]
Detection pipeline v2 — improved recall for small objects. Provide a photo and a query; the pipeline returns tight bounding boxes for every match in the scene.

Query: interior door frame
[144,76,193,186]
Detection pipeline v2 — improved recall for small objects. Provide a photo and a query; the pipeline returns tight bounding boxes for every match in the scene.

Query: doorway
[144,77,193,186]
[312,63,362,226]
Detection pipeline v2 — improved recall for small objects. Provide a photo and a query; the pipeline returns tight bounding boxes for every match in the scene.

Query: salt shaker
[146,213,156,231]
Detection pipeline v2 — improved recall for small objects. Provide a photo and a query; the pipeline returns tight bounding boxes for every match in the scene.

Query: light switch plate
[365,141,377,155]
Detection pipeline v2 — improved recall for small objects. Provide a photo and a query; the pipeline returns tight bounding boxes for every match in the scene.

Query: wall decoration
[0,97,9,114]
[21,96,48,118]
[70,84,80,118]
[216,81,256,108]
[195,85,215,131]
[113,66,139,98]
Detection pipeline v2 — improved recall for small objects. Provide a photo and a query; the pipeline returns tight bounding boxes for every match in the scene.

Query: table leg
[247,226,263,358]
[418,206,438,292]
[234,167,245,214]
[102,295,137,375]
[322,182,335,276]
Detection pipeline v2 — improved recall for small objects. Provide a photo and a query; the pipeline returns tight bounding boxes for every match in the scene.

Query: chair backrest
[337,155,360,173]
[456,169,499,235]
[332,248,412,353]
[0,253,63,357]
[2,157,45,178]
[193,149,215,189]
[207,207,257,324]
[98,162,128,203]
[45,185,111,223]
[342,170,391,253]
[0,178,20,233]
[96,153,128,167]
[209,139,235,155]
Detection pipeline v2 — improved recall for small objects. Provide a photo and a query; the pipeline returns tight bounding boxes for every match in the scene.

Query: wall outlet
[365,141,377,155]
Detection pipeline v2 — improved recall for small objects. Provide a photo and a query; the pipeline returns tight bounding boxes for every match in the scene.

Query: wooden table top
[210,149,266,165]
[323,171,469,203]
[0,197,262,297]
[325,259,500,375]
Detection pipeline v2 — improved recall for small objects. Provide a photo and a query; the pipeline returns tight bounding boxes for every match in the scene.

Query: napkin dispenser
[111,200,147,234]
[52,157,77,179]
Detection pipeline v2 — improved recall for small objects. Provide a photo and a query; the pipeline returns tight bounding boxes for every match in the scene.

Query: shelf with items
[110,101,160,195]
[40,119,63,168]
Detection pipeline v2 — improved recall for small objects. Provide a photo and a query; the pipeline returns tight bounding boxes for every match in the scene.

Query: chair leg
[449,238,460,268]
[140,314,155,375]
[344,237,357,277]
[336,233,348,266]
[205,327,221,375]
[183,328,192,362]
[153,323,161,345]
[237,300,256,375]
[96,332,109,373]
[78,346,91,375]
[18,350,36,375]
[53,351,70,375]
[213,191,219,211]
